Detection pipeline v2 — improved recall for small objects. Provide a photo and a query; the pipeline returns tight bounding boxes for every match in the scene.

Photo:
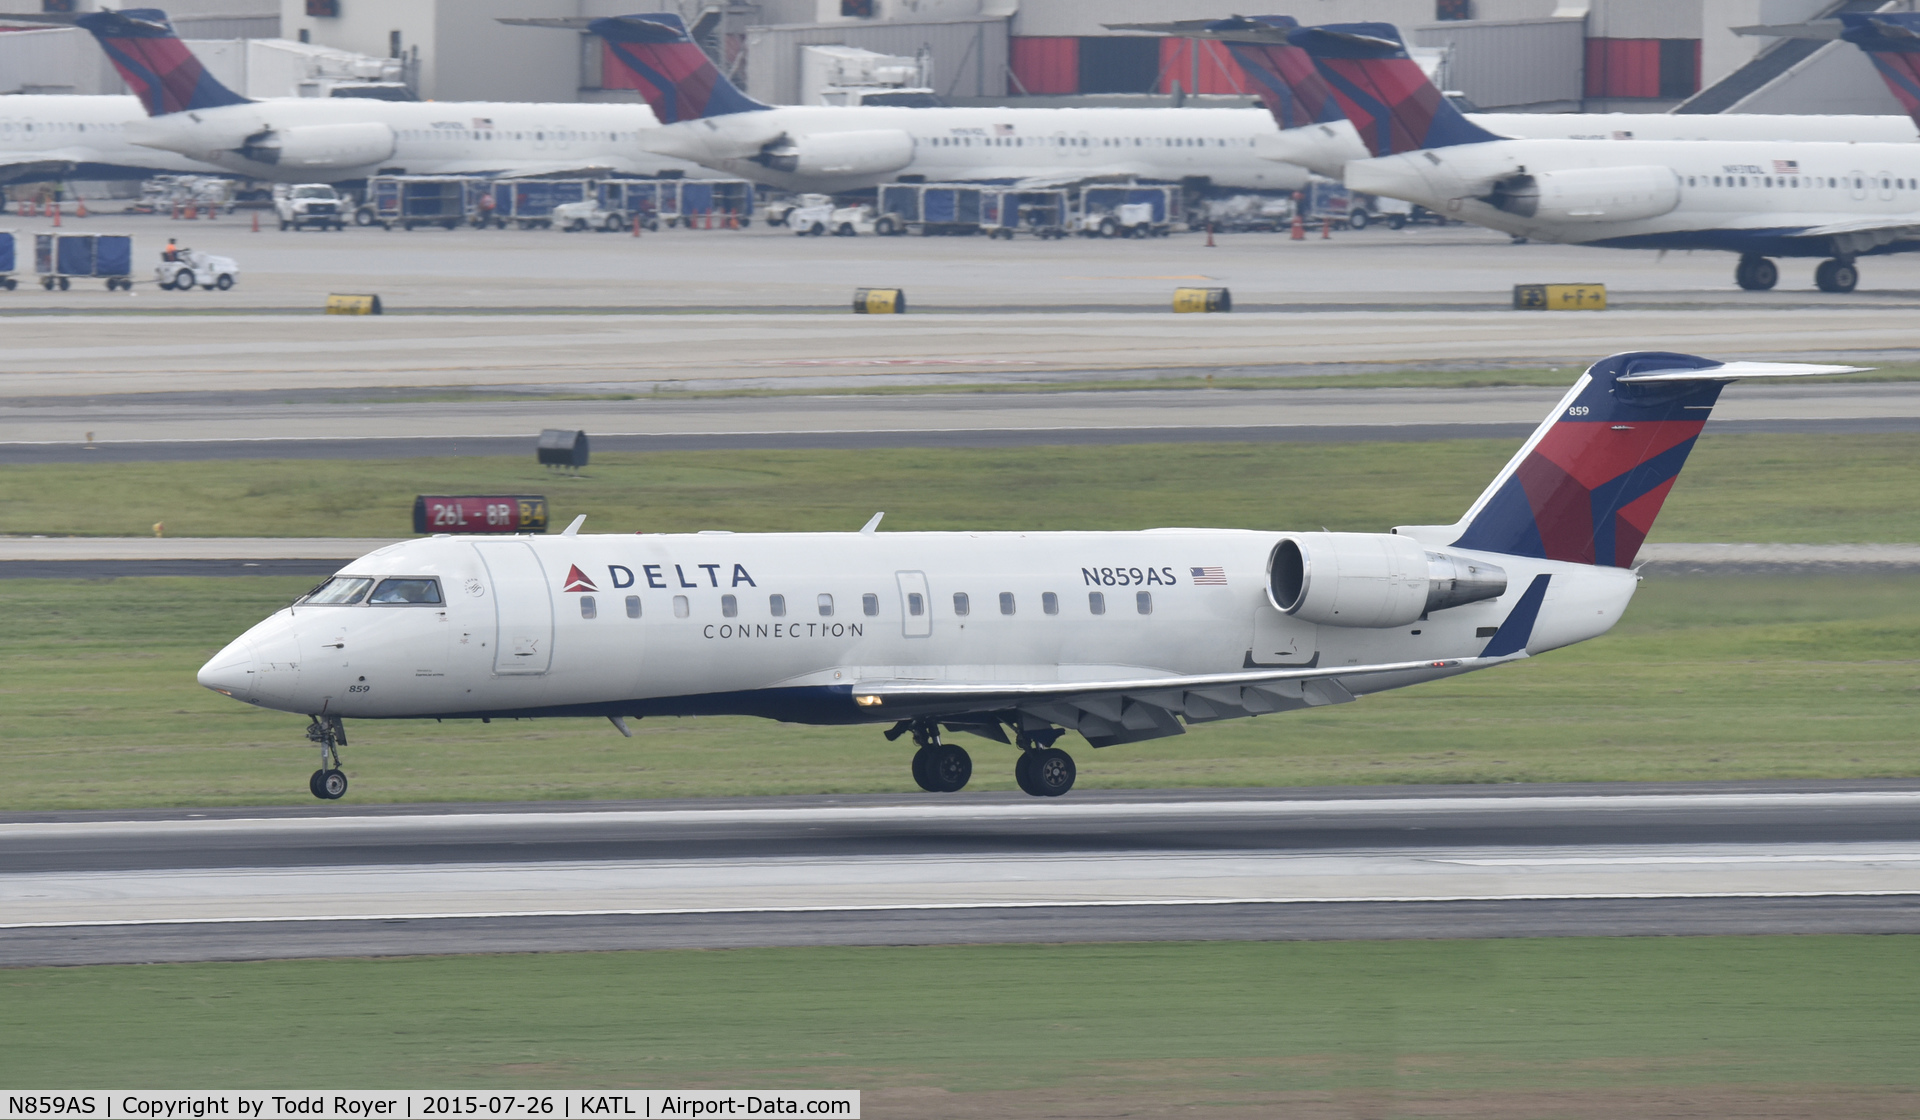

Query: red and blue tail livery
[74,8,249,116]
[591,13,770,124]
[1202,17,1347,132]
[1285,23,1500,157]
[1840,12,1920,122]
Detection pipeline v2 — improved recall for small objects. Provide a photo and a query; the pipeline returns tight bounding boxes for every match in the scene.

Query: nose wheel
[305,715,349,800]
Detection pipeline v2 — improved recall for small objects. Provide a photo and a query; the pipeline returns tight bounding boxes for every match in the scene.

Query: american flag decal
[995,123,1014,136]
[1189,566,1227,585]
[1773,159,1800,174]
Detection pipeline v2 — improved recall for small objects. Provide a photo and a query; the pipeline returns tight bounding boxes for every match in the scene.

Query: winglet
[562,514,587,536]
[860,512,884,535]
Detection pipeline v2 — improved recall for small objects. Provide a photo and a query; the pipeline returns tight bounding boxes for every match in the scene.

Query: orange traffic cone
[1290,211,1305,241]
[631,215,641,237]
[727,211,738,230]
[207,202,216,220]
[251,210,260,232]
[50,202,61,227]
[185,202,197,220]
[1321,217,1332,239]
[76,199,88,218]
[1205,221,1215,247]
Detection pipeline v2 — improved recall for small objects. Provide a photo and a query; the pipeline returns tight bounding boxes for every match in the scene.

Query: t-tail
[1839,12,1920,123]
[74,7,249,116]
[1438,353,1865,567]
[1206,16,1347,131]
[1285,22,1502,157]
[590,13,771,124]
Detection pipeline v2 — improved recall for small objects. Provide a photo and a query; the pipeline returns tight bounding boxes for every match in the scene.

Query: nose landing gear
[305,714,349,800]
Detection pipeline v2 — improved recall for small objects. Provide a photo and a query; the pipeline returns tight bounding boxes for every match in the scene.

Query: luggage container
[488,179,592,230]
[982,189,1069,239]
[34,232,134,290]
[361,176,486,230]
[0,230,16,290]
[1077,185,1178,238]
[660,179,754,227]
[873,183,984,235]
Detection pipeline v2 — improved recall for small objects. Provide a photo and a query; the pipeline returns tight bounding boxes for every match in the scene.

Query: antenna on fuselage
[860,512,884,534]
[562,514,587,536]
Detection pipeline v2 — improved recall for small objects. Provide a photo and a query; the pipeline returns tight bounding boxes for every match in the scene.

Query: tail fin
[590,13,770,124]
[1839,12,1920,123]
[1208,17,1349,131]
[1449,353,1866,567]
[74,8,249,116]
[1285,22,1501,156]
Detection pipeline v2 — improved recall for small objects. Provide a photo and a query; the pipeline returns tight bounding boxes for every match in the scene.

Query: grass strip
[1,574,1914,810]
[5,433,1920,542]
[3,937,1918,1099]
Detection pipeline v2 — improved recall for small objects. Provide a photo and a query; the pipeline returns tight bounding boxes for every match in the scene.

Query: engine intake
[1484,165,1679,223]
[1269,533,1507,629]
[239,122,396,170]
[757,129,914,177]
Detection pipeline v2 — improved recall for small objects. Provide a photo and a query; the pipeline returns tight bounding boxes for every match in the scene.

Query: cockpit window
[304,577,373,605]
[369,578,443,605]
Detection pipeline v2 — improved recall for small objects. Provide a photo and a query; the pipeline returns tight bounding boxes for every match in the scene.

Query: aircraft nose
[198,638,257,699]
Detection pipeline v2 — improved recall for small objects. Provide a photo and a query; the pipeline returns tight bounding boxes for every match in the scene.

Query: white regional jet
[199,353,1859,801]
[61,8,702,184]
[1108,15,1920,182]
[0,93,228,183]
[504,13,1308,194]
[1283,21,1920,293]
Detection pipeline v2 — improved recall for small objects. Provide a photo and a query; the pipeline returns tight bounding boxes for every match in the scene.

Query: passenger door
[472,541,554,674]
[896,571,931,638]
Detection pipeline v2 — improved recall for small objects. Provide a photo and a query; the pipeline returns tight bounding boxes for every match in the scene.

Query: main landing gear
[306,714,349,800]
[1736,254,1859,293]
[888,719,1078,797]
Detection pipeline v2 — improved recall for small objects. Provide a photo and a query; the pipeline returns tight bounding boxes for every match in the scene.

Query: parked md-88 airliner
[200,354,1859,800]
[63,8,703,183]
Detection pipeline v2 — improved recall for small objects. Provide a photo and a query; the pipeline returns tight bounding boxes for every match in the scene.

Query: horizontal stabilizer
[1616,359,1870,383]
[497,17,597,29]
[1102,17,1294,43]
[1732,21,1842,39]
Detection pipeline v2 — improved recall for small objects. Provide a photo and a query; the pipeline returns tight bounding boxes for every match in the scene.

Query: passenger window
[722,594,737,618]
[369,578,442,605]
[1137,591,1153,615]
[770,594,786,617]
[907,592,924,616]
[1000,592,1015,615]
[1088,591,1105,615]
[580,596,596,619]
[625,595,641,619]
[304,576,373,605]
[863,593,879,617]
[1043,592,1059,615]
[673,595,689,619]
[818,593,834,617]
[954,592,970,616]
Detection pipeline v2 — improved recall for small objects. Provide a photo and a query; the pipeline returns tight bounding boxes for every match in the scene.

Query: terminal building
[1,0,1911,116]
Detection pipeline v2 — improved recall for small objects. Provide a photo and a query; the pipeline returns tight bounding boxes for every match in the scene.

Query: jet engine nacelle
[1267,532,1508,629]
[759,129,914,177]
[1486,165,1679,223]
[240,122,396,169]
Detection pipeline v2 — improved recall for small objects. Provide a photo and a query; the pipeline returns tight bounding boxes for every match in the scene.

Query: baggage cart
[34,232,134,290]
[982,189,1069,239]
[489,179,592,230]
[660,178,754,227]
[874,183,984,235]
[361,176,487,230]
[0,230,16,290]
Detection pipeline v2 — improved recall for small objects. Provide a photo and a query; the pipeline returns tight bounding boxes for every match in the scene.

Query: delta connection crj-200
[197,353,1864,801]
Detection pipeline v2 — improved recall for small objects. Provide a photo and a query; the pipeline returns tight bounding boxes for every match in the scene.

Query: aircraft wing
[425,158,654,178]
[0,148,102,183]
[1011,169,1151,189]
[851,654,1513,747]
[1789,214,1920,255]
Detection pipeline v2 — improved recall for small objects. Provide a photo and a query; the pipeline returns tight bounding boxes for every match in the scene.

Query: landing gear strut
[901,720,972,793]
[1735,254,1779,291]
[1815,257,1859,293]
[1014,731,1076,798]
[306,714,349,800]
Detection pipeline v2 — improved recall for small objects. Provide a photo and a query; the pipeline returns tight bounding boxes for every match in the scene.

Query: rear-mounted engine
[1268,532,1507,628]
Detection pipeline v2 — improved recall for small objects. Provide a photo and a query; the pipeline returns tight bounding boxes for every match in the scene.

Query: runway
[4,783,1918,965]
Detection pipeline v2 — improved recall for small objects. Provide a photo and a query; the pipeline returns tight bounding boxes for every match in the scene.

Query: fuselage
[125,98,706,183]
[0,93,226,181]
[1345,136,1920,255]
[200,530,1635,725]
[641,105,1310,192]
[1272,112,1919,179]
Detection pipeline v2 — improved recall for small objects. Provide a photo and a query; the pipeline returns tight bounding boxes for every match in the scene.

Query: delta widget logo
[562,565,598,593]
